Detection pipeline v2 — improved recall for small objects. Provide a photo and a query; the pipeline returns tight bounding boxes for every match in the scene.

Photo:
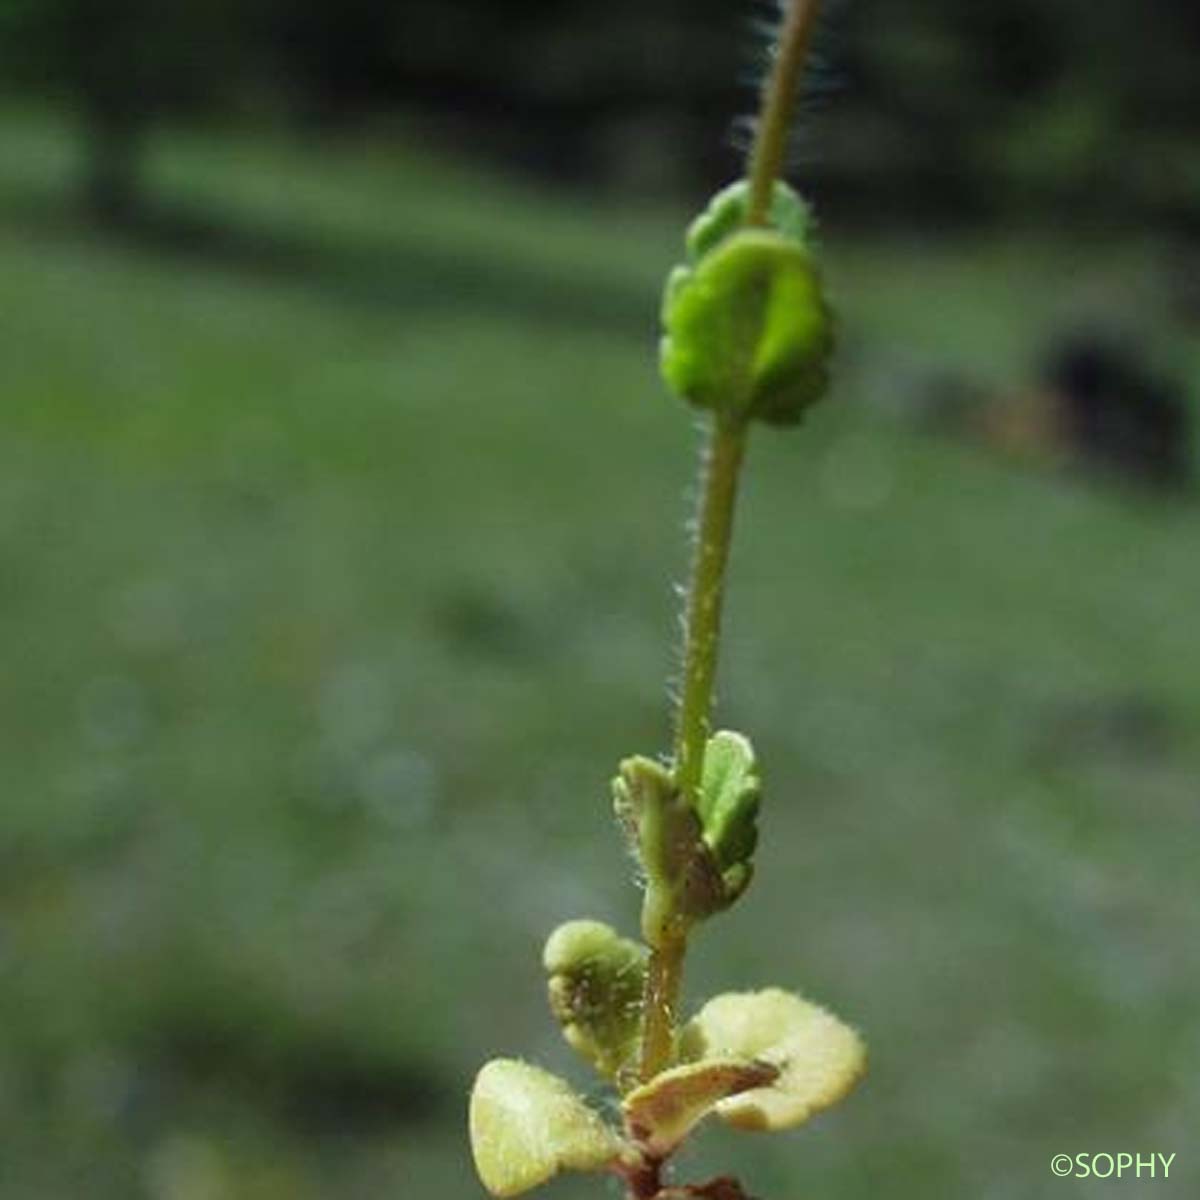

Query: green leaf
[660,229,833,428]
[622,1059,779,1157]
[543,920,646,1088]
[679,989,866,1132]
[697,731,760,902]
[469,1060,627,1197]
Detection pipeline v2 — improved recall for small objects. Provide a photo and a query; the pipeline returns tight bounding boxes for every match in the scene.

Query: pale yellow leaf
[622,1058,778,1155]
[469,1060,625,1197]
[680,988,866,1132]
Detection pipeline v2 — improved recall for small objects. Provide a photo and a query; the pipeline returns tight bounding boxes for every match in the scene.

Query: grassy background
[1,109,1198,1198]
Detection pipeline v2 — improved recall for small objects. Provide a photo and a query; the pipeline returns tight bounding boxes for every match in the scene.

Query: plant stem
[634,0,819,1098]
[673,418,749,806]
[637,418,747,1086]
[638,930,688,1082]
[674,0,822,799]
[746,0,822,226]
[620,1154,664,1200]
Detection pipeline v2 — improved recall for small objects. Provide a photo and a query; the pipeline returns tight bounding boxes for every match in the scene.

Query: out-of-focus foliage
[0,2,1197,1196]
[0,106,1197,1196]
[1,0,1198,216]
[1,0,246,216]
[835,0,1200,220]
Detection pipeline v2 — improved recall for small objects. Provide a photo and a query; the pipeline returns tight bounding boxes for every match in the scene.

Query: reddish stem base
[619,1160,754,1200]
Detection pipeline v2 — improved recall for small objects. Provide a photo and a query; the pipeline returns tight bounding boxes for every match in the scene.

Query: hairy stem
[634,0,819,1100]
[637,419,746,1087]
[673,418,748,805]
[638,931,688,1082]
[746,0,822,226]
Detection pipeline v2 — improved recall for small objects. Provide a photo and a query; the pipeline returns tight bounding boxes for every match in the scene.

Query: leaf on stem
[469,1059,627,1197]
[696,730,761,904]
[678,989,866,1132]
[622,1058,779,1157]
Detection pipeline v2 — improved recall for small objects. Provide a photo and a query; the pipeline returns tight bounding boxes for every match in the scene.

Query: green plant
[468,3,864,1197]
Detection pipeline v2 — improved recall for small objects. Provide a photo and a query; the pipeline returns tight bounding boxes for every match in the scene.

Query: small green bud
[543,920,646,1088]
[661,178,833,428]
[661,229,833,427]
[612,736,764,942]
[613,755,724,945]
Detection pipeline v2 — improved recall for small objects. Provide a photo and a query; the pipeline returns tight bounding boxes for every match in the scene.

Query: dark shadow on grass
[135,1005,450,1135]
[0,187,656,340]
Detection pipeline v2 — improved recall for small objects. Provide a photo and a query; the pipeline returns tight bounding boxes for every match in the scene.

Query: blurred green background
[1,2,1198,1198]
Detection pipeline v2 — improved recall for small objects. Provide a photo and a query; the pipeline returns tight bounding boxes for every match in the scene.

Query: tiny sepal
[685,179,814,263]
